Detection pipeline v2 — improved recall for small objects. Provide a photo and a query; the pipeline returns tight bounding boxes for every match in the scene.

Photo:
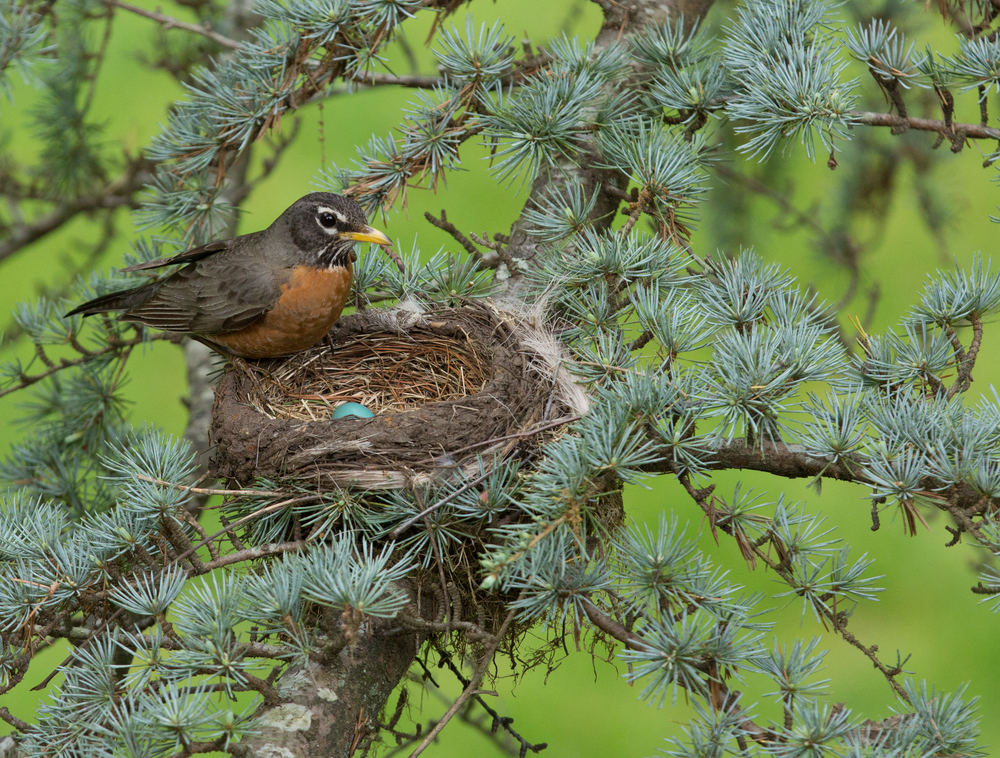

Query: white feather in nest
[364,298,427,335]
[492,295,591,418]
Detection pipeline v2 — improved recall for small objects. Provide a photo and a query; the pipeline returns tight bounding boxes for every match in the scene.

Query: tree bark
[236,612,422,758]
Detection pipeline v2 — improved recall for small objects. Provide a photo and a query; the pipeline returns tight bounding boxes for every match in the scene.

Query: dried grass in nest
[246,332,489,422]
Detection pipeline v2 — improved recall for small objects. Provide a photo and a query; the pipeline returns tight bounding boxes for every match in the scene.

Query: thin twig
[580,597,771,745]
[389,469,493,539]
[407,610,516,757]
[619,187,650,237]
[350,72,445,89]
[580,598,647,650]
[200,541,307,571]
[105,0,240,49]
[1,332,175,400]
[133,473,289,499]
[675,468,912,702]
[948,314,984,398]
[0,159,151,265]
[469,231,516,271]
[434,647,547,756]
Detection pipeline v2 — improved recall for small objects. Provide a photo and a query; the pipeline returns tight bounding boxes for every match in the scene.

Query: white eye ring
[317,206,348,232]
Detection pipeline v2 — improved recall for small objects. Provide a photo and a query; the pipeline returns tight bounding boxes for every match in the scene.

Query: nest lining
[246,332,489,421]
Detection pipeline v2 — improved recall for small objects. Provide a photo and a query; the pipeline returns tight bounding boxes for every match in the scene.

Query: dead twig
[424,210,482,260]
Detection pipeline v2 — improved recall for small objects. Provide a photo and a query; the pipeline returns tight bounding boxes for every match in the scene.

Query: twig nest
[210,301,587,491]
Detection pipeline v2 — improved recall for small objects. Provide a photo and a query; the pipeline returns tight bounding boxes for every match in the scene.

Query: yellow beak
[342,226,392,246]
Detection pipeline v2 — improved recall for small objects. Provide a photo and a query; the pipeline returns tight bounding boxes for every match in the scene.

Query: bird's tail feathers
[65,286,148,318]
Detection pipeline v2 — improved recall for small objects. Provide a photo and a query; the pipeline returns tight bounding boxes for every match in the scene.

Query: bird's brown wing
[120,240,230,273]
[119,254,289,335]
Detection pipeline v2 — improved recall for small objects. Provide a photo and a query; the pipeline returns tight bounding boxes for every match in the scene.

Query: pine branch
[0,330,175,400]
[581,596,773,745]
[660,439,997,515]
[497,0,716,302]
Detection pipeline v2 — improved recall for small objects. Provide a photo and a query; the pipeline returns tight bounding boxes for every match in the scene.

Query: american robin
[66,193,391,359]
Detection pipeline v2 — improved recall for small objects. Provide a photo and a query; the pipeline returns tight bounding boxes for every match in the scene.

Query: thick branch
[643,439,996,515]
[236,586,431,758]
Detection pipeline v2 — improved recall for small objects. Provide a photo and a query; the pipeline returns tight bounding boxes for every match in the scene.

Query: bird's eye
[318,212,337,228]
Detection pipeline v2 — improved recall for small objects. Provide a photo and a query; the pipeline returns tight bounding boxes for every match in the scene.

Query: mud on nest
[209,301,586,492]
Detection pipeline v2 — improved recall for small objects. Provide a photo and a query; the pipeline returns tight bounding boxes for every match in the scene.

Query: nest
[247,332,489,421]
[210,301,587,491]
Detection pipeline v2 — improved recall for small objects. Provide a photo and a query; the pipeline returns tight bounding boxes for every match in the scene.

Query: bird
[66,193,391,359]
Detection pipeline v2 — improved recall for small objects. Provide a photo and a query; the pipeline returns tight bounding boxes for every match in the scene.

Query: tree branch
[581,596,772,745]
[0,159,152,265]
[0,331,176,400]
[424,209,482,260]
[640,439,996,516]
[350,72,445,89]
[850,110,1000,142]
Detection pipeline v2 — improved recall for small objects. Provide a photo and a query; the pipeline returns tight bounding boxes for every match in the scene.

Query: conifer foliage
[1,0,1000,755]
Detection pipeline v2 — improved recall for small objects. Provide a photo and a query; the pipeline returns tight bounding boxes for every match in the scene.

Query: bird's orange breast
[206,264,352,359]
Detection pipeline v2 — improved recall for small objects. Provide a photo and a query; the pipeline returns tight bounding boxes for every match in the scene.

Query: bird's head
[285,193,391,270]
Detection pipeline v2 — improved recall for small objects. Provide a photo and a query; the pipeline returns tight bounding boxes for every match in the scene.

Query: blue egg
[332,402,374,420]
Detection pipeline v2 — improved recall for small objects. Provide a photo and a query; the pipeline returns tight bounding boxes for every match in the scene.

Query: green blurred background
[2,0,999,755]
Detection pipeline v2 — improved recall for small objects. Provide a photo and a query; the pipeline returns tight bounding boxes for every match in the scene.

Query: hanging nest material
[209,301,589,491]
